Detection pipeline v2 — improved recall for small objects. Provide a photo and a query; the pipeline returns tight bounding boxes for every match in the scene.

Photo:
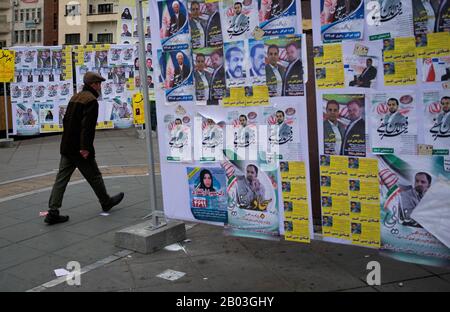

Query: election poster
[320,0,364,43]
[248,39,266,86]
[321,94,366,157]
[164,105,192,162]
[366,0,414,41]
[413,0,450,35]
[281,161,311,243]
[194,115,225,163]
[343,41,380,89]
[226,109,260,161]
[222,150,280,240]
[314,44,345,89]
[158,49,194,102]
[263,106,303,161]
[264,35,304,97]
[370,92,418,155]
[158,0,190,51]
[224,40,247,88]
[382,37,417,86]
[423,90,450,155]
[221,0,259,42]
[186,167,228,223]
[258,0,298,36]
[422,56,450,83]
[110,97,134,129]
[14,102,40,136]
[188,0,224,49]
[378,155,450,266]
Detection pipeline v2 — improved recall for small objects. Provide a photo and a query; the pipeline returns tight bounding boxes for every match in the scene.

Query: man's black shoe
[102,192,125,212]
[44,210,69,225]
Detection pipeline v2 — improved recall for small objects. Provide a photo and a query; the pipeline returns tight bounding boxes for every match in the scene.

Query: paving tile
[63,216,124,237]
[0,222,54,243]
[20,230,89,253]
[0,238,13,249]
[0,244,45,271]
[375,276,450,292]
[0,216,24,230]
[0,271,35,292]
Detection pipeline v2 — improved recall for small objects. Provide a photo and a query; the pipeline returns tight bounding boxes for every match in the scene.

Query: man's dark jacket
[60,85,99,157]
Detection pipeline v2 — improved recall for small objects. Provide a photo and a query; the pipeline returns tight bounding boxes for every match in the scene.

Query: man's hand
[80,150,90,159]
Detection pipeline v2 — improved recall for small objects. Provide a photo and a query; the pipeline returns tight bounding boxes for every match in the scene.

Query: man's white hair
[172,1,180,8]
[176,52,184,59]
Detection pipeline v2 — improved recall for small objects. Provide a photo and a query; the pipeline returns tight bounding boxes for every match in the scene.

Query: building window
[65,33,81,45]
[31,9,36,20]
[19,30,24,43]
[26,9,30,21]
[20,10,24,22]
[37,8,42,20]
[37,30,42,42]
[31,30,36,43]
[98,4,114,14]
[14,10,18,23]
[14,31,19,44]
[0,15,6,24]
[89,33,93,42]
[26,30,30,43]
[0,41,6,49]
[65,4,81,16]
[97,33,113,43]
[89,4,95,14]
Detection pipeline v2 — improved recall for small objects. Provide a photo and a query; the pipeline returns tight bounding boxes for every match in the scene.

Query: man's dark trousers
[49,154,110,210]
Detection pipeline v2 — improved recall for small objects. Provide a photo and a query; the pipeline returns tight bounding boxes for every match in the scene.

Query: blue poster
[187,167,228,223]
[158,0,190,51]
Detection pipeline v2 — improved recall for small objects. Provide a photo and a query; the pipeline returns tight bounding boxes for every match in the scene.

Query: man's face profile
[246,165,257,182]
[211,53,222,68]
[228,49,244,78]
[268,47,279,66]
[415,173,430,195]
[441,97,450,113]
[286,45,299,62]
[387,100,398,114]
[326,103,339,122]
[347,102,361,121]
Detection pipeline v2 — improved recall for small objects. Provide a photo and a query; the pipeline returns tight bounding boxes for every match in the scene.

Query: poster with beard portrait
[194,114,225,162]
[413,0,450,35]
[224,40,247,88]
[158,49,194,102]
[366,0,414,41]
[423,90,450,155]
[248,39,266,86]
[159,0,190,51]
[221,0,259,42]
[343,41,380,89]
[258,0,298,36]
[370,92,417,155]
[320,0,364,43]
[321,94,366,157]
[164,105,193,162]
[226,109,260,161]
[221,150,280,240]
[263,106,302,161]
[378,155,450,266]
[15,102,39,136]
[188,0,223,49]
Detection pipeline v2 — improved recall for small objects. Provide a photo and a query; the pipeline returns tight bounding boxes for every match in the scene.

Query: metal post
[135,0,165,228]
[3,83,9,140]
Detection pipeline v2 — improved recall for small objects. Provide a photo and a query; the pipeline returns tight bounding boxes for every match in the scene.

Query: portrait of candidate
[228,2,250,37]
[351,202,361,213]
[435,0,450,32]
[348,157,359,169]
[279,161,289,172]
[320,155,330,166]
[384,98,407,127]
[265,44,285,97]
[194,53,211,101]
[384,62,395,75]
[322,216,332,227]
[321,0,362,24]
[268,0,293,19]
[235,164,266,210]
[399,172,432,228]
[383,39,394,51]
[197,169,216,192]
[321,176,331,187]
[121,8,132,20]
[189,1,206,48]
[38,49,51,69]
[313,46,323,58]
[225,46,245,79]
[169,118,186,147]
[412,0,449,33]
[322,196,332,207]
[349,58,377,88]
[435,96,450,132]
[283,41,303,96]
[250,43,265,78]
[173,52,190,86]
[324,100,345,155]
[351,223,361,234]
[205,1,222,47]
[275,110,292,143]
[169,0,187,36]
[415,34,428,47]
[316,68,326,80]
[341,100,365,156]
[209,50,226,100]
[121,24,132,37]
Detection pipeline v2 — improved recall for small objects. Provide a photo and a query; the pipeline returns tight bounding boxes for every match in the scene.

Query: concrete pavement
[0,128,449,292]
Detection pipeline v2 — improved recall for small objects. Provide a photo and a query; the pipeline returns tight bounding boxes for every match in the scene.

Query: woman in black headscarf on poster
[121,8,132,20]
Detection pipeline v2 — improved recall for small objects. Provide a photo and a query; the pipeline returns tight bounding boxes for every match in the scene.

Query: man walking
[45,72,124,225]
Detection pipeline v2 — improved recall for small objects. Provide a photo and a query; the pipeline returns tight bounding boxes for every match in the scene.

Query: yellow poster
[281,161,311,243]
[383,37,417,86]
[133,92,145,125]
[320,155,380,247]
[314,44,345,89]
[416,32,450,59]
[0,50,15,82]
